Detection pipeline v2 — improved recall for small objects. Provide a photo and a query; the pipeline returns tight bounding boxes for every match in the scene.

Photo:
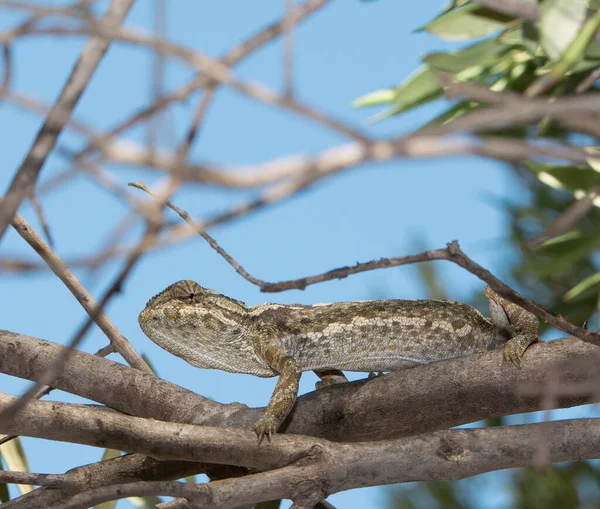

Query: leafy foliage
[355,0,600,329]
[354,1,600,507]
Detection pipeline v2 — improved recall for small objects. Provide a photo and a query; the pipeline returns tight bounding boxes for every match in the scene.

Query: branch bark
[1,330,599,441]
[2,329,599,507]
[25,419,600,509]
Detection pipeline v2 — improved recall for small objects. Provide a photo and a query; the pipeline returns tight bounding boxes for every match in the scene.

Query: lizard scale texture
[138,280,539,439]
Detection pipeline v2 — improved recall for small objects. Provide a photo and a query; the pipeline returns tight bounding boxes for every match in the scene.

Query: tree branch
[0,0,136,242]
[1,330,599,442]
[0,208,151,426]
[43,419,600,509]
[3,330,599,507]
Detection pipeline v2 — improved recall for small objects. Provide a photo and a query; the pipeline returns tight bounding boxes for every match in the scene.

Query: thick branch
[1,330,599,441]
[3,330,599,508]
[0,392,320,470]
[42,419,600,509]
[0,454,240,509]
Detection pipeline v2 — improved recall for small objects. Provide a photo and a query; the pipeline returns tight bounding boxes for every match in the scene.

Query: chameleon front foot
[503,336,532,368]
[254,414,279,443]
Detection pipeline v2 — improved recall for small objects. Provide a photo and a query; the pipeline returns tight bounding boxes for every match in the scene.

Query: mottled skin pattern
[138,280,539,441]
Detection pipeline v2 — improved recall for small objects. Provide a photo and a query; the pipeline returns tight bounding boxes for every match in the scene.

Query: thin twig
[30,193,54,248]
[129,181,267,288]
[577,66,600,93]
[283,0,296,98]
[72,0,334,162]
[127,184,599,346]
[0,0,136,242]
[0,205,151,426]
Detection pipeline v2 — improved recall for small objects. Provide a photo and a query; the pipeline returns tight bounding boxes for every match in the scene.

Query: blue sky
[0,1,559,507]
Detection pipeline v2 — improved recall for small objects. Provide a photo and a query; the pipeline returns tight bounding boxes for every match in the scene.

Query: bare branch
[283,0,297,98]
[4,331,599,508]
[0,470,71,488]
[0,208,151,426]
[73,0,333,162]
[129,181,599,346]
[2,330,599,442]
[46,419,600,509]
[129,181,268,287]
[0,0,136,242]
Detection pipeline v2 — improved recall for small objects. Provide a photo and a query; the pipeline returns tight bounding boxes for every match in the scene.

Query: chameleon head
[137,280,269,374]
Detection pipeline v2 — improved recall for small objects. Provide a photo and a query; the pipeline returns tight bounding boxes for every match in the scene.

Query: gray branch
[37,419,600,509]
[2,329,600,507]
[0,0,136,242]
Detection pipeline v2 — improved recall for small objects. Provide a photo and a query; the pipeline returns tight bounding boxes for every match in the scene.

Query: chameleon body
[138,281,539,440]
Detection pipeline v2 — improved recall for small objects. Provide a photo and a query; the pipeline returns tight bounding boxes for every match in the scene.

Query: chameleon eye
[169,280,204,303]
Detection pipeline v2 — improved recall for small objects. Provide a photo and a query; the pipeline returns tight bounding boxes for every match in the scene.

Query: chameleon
[138,280,539,441]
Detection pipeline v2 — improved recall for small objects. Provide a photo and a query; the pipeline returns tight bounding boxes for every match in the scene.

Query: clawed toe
[503,346,523,368]
[254,415,278,444]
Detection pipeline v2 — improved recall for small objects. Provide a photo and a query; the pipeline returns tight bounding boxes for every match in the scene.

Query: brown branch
[1,330,598,443]
[577,66,600,93]
[0,470,70,488]
[130,182,599,346]
[0,208,151,426]
[4,331,599,507]
[100,134,590,188]
[129,181,268,287]
[283,0,297,98]
[43,419,600,509]
[10,22,370,144]
[0,0,136,242]
[0,392,321,469]
[72,0,332,162]
[442,77,600,139]
[69,53,221,365]
[261,240,600,344]
[29,193,53,248]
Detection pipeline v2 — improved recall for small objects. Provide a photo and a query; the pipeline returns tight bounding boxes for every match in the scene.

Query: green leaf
[540,0,587,61]
[351,89,396,108]
[524,162,600,195]
[585,40,600,60]
[586,147,600,172]
[564,272,600,301]
[419,4,511,41]
[545,9,600,78]
[533,230,600,277]
[0,455,8,502]
[499,23,540,56]
[0,482,8,503]
[423,39,508,74]
[539,230,582,246]
[0,436,32,495]
[353,66,443,122]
